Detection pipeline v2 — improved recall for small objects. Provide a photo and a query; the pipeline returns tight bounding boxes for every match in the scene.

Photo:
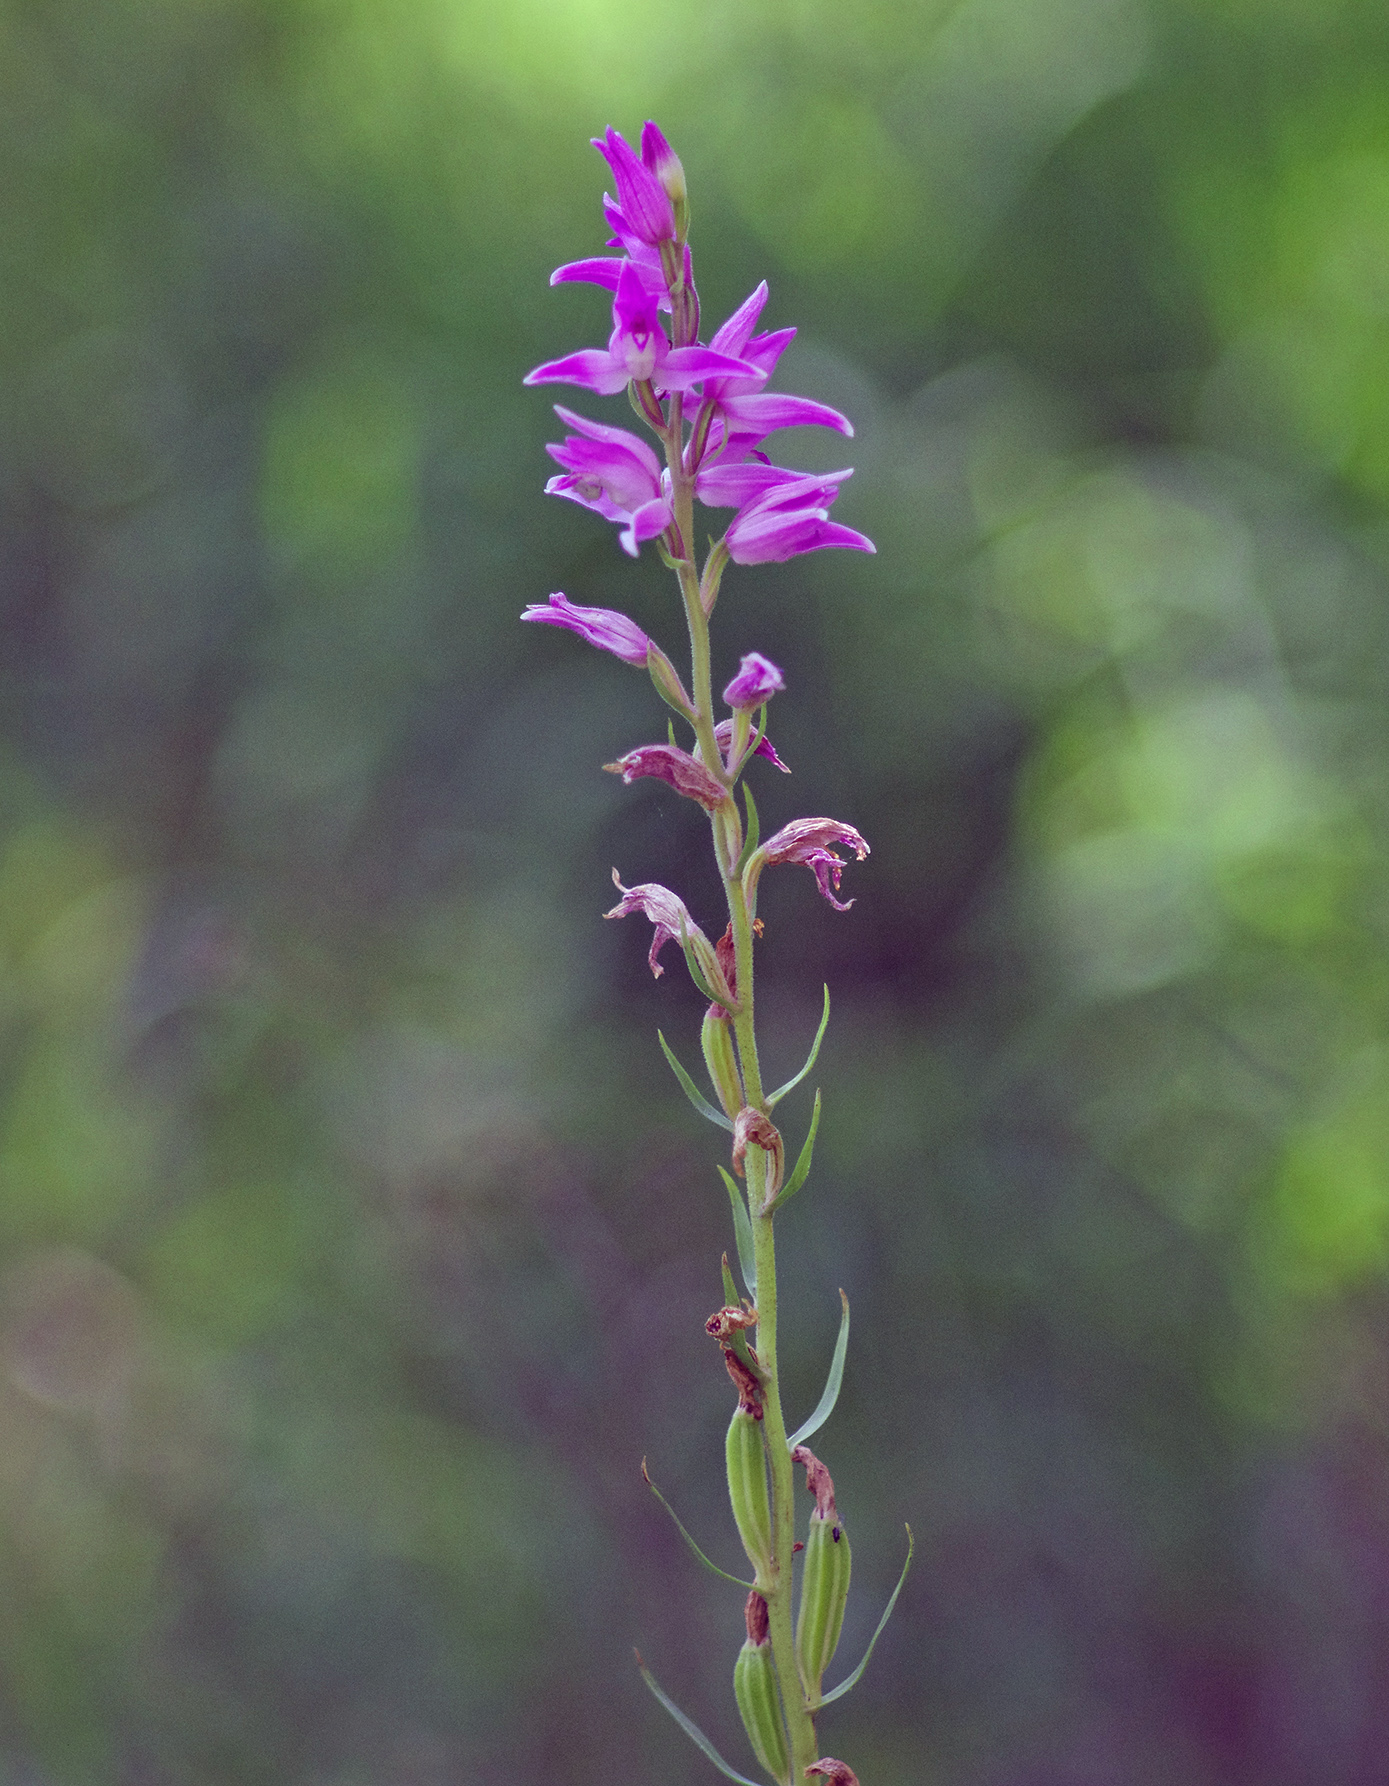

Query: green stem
[730,897,817,1781]
[655,380,816,1780]
[747,1148,817,1781]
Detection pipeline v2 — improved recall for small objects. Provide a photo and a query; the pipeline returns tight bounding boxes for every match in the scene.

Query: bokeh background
[6,0,1389,1780]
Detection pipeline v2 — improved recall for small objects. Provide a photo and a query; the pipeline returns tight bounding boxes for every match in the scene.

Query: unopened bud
[723,652,785,711]
[641,121,687,211]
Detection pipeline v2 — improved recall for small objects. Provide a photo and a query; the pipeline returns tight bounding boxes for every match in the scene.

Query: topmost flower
[638,122,686,216]
[593,125,676,246]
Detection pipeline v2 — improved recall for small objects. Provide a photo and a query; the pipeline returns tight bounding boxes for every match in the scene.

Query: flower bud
[592,125,675,244]
[726,1406,772,1578]
[723,652,785,711]
[641,121,687,213]
[734,1592,789,1783]
[702,1006,743,1118]
[604,743,728,813]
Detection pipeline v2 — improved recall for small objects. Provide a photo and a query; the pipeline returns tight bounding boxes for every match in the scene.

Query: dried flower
[603,743,728,811]
[605,872,731,1004]
[805,1763,860,1786]
[713,719,791,774]
[791,1444,839,1525]
[733,1107,784,1199]
[750,817,871,910]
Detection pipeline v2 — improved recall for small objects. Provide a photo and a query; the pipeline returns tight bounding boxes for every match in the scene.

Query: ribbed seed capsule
[734,1592,789,1784]
[795,1506,852,1697]
[702,1005,743,1118]
[792,1443,852,1702]
[726,1406,772,1577]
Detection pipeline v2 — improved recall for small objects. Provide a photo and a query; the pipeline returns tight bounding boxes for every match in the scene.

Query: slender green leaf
[658,1030,734,1132]
[721,1252,741,1308]
[764,1088,820,1216]
[768,985,830,1106]
[668,717,678,746]
[816,1525,915,1708]
[786,1287,849,1448]
[635,1652,764,1786]
[641,1460,754,1589]
[718,1165,757,1296]
[733,782,761,880]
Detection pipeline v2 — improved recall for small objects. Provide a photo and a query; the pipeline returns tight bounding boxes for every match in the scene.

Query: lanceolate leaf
[719,1165,757,1296]
[658,1030,735,1131]
[768,985,830,1106]
[764,1087,820,1215]
[635,1652,764,1786]
[641,1460,753,1589]
[786,1287,849,1448]
[816,1525,915,1708]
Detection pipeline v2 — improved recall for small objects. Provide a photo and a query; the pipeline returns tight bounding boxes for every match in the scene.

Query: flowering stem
[666,397,816,1773]
[729,890,817,1781]
[521,126,880,1785]
[662,422,729,811]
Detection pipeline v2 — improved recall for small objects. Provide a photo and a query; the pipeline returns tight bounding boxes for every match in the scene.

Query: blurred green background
[5,0,1389,1780]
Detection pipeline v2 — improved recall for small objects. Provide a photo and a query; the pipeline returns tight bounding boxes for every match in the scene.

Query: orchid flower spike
[523,123,886,1786]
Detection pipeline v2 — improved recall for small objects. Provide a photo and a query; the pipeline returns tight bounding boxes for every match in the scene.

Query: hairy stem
[731,890,817,1780]
[662,387,816,1778]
